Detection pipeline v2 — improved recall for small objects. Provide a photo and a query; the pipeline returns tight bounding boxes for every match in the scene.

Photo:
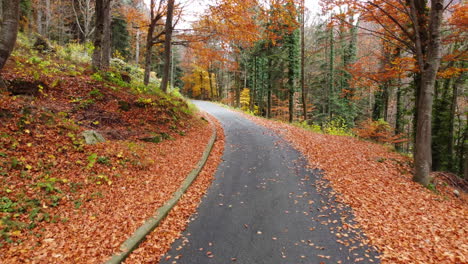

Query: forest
[0,0,466,183]
[180,0,467,184]
[0,0,466,263]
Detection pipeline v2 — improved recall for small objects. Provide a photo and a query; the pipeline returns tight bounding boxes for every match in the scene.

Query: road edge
[104,114,217,264]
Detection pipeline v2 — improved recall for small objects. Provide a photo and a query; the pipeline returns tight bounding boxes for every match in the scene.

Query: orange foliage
[183,0,301,74]
[354,119,407,144]
[446,3,468,43]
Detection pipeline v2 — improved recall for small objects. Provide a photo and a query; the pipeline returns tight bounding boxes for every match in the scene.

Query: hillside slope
[0,37,215,262]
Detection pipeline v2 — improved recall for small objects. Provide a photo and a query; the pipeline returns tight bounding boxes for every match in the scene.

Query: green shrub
[15,32,34,49]
[88,88,104,99]
[56,42,93,63]
[35,178,61,194]
[323,117,353,136]
[86,153,98,169]
[110,58,126,71]
[169,88,183,98]
[97,156,110,165]
[27,56,42,64]
[0,197,17,213]
[135,97,154,107]
[91,72,104,82]
[294,121,322,133]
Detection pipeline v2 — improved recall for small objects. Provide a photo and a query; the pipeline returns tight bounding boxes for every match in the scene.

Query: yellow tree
[182,66,218,99]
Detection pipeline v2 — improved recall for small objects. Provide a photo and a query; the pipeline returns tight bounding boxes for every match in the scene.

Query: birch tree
[72,0,96,42]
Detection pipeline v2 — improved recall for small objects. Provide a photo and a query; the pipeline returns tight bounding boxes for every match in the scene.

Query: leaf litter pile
[243,114,467,264]
[0,48,219,263]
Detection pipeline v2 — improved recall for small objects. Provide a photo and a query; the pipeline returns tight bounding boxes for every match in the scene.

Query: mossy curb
[104,116,217,264]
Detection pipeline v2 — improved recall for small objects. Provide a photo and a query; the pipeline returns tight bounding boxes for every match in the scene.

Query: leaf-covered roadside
[0,103,213,262]
[123,117,225,263]
[244,114,467,264]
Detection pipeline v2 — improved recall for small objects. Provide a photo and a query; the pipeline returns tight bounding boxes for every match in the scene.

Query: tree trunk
[37,2,43,35]
[199,71,204,100]
[287,30,297,123]
[412,0,444,185]
[92,0,104,70]
[92,0,112,71]
[462,114,468,178]
[101,0,111,69]
[447,69,463,170]
[300,0,307,121]
[250,56,256,111]
[267,88,272,118]
[45,0,50,37]
[235,71,240,107]
[328,27,334,119]
[135,29,140,64]
[395,82,403,151]
[143,28,153,85]
[160,0,175,93]
[0,0,20,70]
[208,70,215,99]
[143,0,158,86]
[267,54,272,118]
[288,89,294,123]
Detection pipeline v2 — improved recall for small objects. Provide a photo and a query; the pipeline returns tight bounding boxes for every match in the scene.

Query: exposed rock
[8,79,48,96]
[140,132,172,143]
[33,35,55,53]
[81,130,106,145]
[0,78,8,91]
[0,108,13,119]
[121,72,131,83]
[102,129,128,140]
[453,189,460,197]
[118,100,131,111]
[140,135,162,143]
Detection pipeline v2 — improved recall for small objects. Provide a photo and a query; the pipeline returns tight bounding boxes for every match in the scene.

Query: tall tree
[160,0,175,92]
[0,0,20,72]
[45,0,50,36]
[323,0,447,185]
[92,0,112,71]
[300,0,307,121]
[410,0,445,185]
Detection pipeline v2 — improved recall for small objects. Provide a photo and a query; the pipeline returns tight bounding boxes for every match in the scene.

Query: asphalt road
[160,101,380,264]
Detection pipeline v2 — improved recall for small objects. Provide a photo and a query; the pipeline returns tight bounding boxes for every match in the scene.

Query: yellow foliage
[183,66,218,99]
[240,88,250,110]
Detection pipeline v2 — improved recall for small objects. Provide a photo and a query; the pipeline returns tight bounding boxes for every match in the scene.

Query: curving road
[160,101,380,264]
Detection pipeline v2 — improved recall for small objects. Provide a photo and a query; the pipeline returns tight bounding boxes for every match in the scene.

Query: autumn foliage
[354,119,407,144]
